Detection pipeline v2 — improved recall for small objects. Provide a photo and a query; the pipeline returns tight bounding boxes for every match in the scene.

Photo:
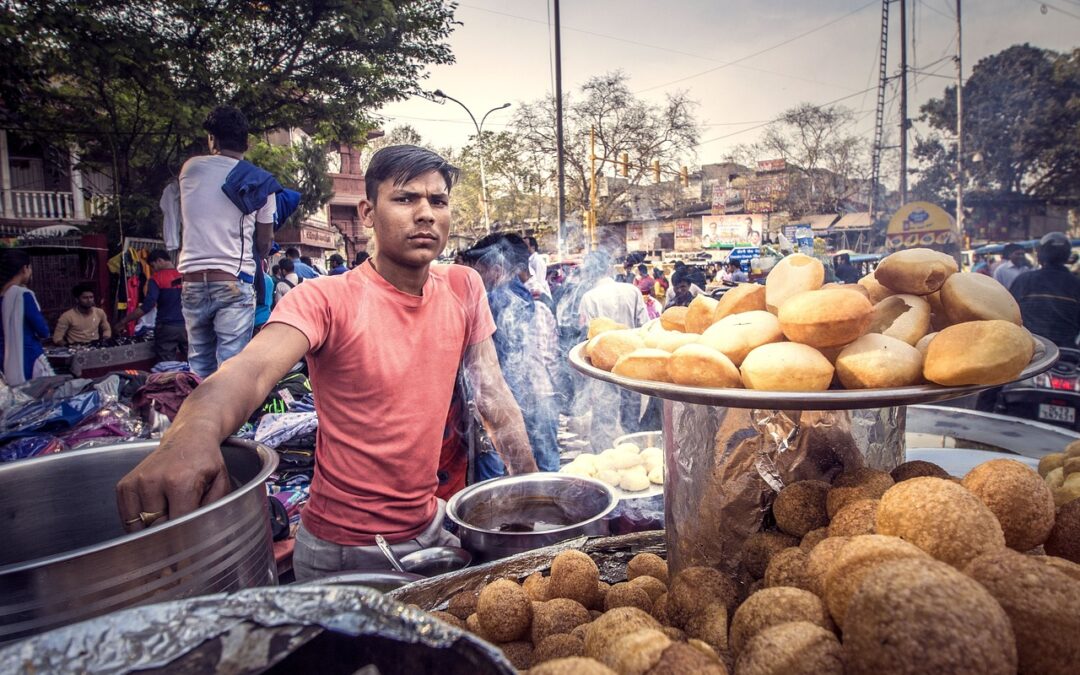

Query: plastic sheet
[0,390,102,443]
[0,585,516,675]
[59,402,144,446]
[664,401,905,576]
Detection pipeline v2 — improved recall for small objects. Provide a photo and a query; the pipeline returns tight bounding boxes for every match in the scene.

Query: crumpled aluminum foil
[664,401,905,577]
[0,585,515,675]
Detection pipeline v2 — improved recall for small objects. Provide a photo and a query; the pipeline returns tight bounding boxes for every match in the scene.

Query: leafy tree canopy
[0,0,457,238]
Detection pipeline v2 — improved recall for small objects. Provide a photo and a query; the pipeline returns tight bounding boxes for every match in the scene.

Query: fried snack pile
[582,249,1036,392]
[420,453,1080,675]
[559,442,663,492]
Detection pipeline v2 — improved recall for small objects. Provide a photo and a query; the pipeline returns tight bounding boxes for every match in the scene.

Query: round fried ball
[967,548,1080,675]
[604,582,653,613]
[583,607,661,662]
[650,591,671,625]
[890,459,950,482]
[804,536,850,597]
[667,566,740,629]
[650,642,728,675]
[961,459,1056,551]
[571,622,591,641]
[799,527,829,552]
[763,547,812,591]
[466,613,493,642]
[477,578,533,643]
[875,477,1006,568]
[627,552,669,585]
[772,480,831,537]
[1044,498,1080,563]
[628,575,667,603]
[822,534,929,629]
[530,656,618,675]
[535,634,585,664]
[826,468,894,517]
[684,602,729,653]
[827,499,879,537]
[843,558,1016,675]
[742,531,800,579]
[735,621,843,675]
[500,641,534,670]
[447,589,480,620]
[729,587,834,655]
[661,626,686,641]
[531,597,591,645]
[550,550,601,608]
[1038,452,1065,478]
[1032,554,1080,581]
[429,610,465,630]
[593,581,611,611]
[606,628,671,674]
[524,571,552,601]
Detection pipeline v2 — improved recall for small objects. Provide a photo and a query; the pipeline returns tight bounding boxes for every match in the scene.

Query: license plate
[1038,403,1076,424]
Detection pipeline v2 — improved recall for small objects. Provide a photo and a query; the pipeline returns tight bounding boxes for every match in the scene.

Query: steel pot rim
[0,438,277,575]
[446,474,618,537]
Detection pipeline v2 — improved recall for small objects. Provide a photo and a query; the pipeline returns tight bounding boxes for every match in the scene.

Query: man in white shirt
[577,253,650,450]
[177,106,275,377]
[274,257,300,304]
[992,243,1031,291]
[525,236,552,301]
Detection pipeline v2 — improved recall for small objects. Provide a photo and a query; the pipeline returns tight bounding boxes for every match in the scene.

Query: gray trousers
[292,499,459,582]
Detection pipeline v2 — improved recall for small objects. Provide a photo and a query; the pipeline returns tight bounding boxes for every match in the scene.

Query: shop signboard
[885,201,958,251]
[711,184,726,215]
[757,158,787,173]
[674,218,698,252]
[701,214,764,249]
[627,223,642,242]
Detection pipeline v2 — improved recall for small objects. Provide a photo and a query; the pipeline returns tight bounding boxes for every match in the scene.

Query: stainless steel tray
[568,335,1059,410]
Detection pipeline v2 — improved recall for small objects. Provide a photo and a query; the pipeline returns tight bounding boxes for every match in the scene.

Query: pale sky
[377,0,1079,170]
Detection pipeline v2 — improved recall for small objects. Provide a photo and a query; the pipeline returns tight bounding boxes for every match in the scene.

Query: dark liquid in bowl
[497,519,565,533]
[467,497,578,532]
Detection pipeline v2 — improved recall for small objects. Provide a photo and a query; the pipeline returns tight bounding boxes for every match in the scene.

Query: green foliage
[0,0,457,238]
[914,44,1080,204]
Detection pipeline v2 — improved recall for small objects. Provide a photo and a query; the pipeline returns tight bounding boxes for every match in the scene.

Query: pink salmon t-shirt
[267,262,495,545]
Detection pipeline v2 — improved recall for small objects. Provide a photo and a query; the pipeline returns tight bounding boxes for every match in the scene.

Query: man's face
[675,282,690,297]
[1009,249,1027,266]
[77,291,95,309]
[360,171,450,270]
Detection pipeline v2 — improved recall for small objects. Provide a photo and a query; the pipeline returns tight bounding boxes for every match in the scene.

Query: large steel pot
[447,474,617,562]
[0,438,277,643]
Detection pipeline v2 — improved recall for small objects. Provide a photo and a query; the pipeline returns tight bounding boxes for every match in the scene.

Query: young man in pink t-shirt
[117,145,538,580]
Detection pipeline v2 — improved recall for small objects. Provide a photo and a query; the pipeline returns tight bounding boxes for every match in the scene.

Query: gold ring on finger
[139,510,167,527]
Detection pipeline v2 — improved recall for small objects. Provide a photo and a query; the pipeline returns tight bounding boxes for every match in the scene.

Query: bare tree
[512,71,700,229]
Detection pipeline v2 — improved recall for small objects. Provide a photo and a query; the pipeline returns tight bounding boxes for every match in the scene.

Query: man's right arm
[116,322,309,530]
[52,312,69,345]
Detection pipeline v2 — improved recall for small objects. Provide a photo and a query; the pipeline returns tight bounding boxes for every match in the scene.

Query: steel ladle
[375,534,406,573]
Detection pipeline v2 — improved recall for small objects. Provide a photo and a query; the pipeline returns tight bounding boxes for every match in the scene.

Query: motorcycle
[994,346,1080,431]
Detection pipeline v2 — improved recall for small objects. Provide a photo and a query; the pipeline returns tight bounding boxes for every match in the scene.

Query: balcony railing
[0,190,116,221]
[2,190,75,220]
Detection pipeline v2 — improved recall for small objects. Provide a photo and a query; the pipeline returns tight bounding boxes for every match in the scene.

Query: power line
[1029,0,1080,20]
[634,0,879,94]
[460,1,870,94]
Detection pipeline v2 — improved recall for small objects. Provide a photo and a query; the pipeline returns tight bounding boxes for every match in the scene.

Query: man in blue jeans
[177,106,275,377]
[461,233,560,476]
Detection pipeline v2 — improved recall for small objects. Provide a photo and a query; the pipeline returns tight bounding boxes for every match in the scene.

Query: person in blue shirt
[285,247,319,279]
[115,249,188,362]
[0,249,52,384]
[254,267,274,332]
[328,253,348,276]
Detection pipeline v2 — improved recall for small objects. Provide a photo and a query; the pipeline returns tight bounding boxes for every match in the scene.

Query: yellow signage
[885,202,958,250]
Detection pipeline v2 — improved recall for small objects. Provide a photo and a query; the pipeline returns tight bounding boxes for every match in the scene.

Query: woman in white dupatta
[0,249,52,385]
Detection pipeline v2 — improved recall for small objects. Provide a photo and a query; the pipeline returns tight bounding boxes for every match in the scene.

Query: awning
[803,214,839,231]
[833,212,873,230]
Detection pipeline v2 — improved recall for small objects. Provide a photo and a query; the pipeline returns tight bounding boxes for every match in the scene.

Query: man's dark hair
[365,145,460,202]
[300,256,313,266]
[147,249,170,264]
[271,264,280,275]
[203,105,249,153]
[72,281,96,298]
[671,269,690,287]
[653,267,664,278]
[329,253,344,266]
[525,236,539,251]
[460,233,529,273]
[1002,243,1023,258]
[285,247,300,259]
[1039,232,1071,266]
[637,263,648,275]
[279,258,295,273]
[354,251,370,266]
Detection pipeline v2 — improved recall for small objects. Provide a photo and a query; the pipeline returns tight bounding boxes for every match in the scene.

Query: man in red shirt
[116,145,538,580]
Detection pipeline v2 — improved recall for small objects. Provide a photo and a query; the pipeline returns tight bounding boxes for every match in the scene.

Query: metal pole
[553,0,567,254]
[955,0,964,244]
[899,0,909,205]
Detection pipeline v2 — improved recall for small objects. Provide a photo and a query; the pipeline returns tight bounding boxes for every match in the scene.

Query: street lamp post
[433,90,510,233]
